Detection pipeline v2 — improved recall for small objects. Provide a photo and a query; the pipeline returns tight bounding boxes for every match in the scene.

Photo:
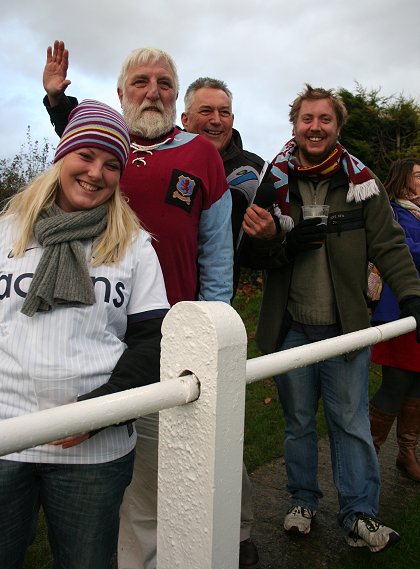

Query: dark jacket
[43,94,78,136]
[245,167,420,355]
[221,129,275,294]
[222,129,269,244]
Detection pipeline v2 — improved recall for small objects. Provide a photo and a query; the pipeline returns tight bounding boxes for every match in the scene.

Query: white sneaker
[284,505,316,535]
[346,514,401,552]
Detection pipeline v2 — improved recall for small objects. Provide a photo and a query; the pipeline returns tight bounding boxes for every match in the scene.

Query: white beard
[122,100,176,139]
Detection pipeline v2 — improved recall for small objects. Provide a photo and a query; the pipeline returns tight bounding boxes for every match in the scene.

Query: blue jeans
[0,450,134,569]
[274,329,380,530]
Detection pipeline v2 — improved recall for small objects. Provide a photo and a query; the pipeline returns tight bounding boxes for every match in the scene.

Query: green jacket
[245,167,420,355]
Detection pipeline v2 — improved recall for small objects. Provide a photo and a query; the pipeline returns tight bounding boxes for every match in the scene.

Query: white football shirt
[0,215,169,464]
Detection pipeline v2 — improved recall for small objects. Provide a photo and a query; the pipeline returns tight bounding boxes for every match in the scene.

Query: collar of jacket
[220,128,243,163]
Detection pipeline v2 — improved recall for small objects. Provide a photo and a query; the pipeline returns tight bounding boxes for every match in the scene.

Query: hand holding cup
[285,216,328,259]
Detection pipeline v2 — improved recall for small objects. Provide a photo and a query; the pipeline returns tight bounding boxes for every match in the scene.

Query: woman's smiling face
[57,147,121,212]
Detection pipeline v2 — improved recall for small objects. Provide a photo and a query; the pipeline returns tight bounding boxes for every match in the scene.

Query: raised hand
[43,40,71,106]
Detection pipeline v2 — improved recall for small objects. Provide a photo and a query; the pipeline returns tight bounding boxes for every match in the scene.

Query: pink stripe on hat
[54,99,130,170]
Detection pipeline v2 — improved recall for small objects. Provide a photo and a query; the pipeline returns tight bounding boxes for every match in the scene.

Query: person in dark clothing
[181,76,280,569]
[242,84,420,553]
[182,77,280,300]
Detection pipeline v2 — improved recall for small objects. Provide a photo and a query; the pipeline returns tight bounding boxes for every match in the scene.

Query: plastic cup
[302,204,330,225]
[33,375,80,411]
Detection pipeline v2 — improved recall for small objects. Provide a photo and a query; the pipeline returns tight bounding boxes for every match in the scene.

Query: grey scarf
[21,203,108,317]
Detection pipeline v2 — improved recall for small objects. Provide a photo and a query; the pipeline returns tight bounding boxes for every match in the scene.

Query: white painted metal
[0,374,199,456]
[0,304,415,569]
[245,317,416,384]
[157,301,248,569]
[0,314,413,457]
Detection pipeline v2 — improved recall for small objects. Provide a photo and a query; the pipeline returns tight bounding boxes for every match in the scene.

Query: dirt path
[250,426,419,568]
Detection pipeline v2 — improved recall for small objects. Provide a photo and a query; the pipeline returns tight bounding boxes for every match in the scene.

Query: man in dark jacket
[181,77,278,299]
[181,76,278,569]
[242,84,420,554]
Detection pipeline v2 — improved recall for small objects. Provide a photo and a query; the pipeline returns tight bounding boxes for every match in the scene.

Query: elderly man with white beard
[42,40,233,569]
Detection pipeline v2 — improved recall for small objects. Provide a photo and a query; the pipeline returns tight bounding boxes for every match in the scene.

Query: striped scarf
[271,138,380,224]
[395,196,420,221]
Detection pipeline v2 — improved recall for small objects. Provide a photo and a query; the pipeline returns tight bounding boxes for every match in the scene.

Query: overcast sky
[1,0,419,164]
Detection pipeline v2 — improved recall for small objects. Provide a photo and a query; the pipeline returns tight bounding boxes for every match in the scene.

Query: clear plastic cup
[302,204,330,225]
[33,375,80,411]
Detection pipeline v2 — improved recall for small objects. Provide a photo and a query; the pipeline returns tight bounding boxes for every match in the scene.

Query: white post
[157,301,248,569]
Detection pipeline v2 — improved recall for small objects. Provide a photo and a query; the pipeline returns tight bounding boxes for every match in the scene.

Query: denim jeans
[275,329,381,530]
[0,450,134,569]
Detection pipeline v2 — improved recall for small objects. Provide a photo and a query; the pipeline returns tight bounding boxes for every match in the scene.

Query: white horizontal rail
[0,317,415,457]
[245,317,416,384]
[0,374,199,457]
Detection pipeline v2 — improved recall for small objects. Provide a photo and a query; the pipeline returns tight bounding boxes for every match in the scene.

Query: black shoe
[239,538,260,568]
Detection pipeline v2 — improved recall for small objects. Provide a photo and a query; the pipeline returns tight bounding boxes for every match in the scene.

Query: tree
[0,127,52,205]
[383,96,420,160]
[338,84,420,181]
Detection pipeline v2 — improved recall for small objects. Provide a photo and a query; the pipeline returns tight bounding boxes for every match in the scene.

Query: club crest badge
[166,169,201,212]
[173,175,195,204]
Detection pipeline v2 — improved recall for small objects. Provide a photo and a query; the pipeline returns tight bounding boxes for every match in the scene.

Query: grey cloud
[1,0,419,162]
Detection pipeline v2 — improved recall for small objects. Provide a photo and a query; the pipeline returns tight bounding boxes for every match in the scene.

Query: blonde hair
[2,161,141,266]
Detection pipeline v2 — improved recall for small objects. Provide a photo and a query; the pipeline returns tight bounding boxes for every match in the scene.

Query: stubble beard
[122,99,176,139]
[298,139,338,167]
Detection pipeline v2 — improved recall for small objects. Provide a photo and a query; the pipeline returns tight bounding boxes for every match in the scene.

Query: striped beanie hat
[54,99,130,170]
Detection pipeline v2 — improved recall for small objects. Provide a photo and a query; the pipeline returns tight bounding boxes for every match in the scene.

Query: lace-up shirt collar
[130,129,176,166]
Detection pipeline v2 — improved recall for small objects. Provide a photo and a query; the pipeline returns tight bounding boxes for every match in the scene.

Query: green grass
[24,513,51,568]
[23,280,419,567]
[232,279,285,472]
[331,499,420,569]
